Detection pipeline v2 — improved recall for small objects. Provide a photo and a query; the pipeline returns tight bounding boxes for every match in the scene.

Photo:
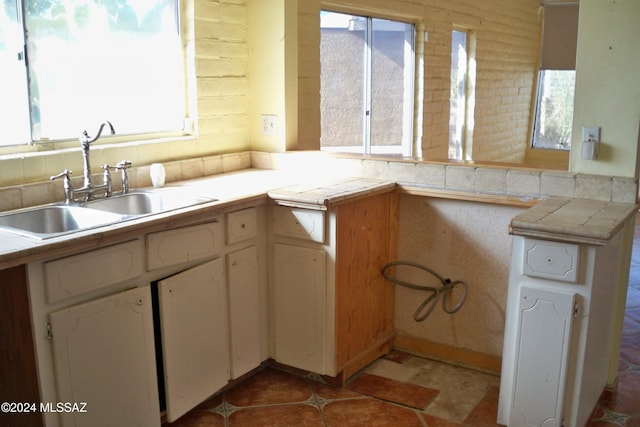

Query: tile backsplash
[252,151,639,205]
[0,150,637,213]
[0,152,251,212]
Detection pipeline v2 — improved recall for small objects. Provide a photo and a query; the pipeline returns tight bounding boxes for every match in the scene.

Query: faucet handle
[101,164,114,197]
[50,169,72,181]
[50,169,75,204]
[115,160,132,193]
[115,160,132,170]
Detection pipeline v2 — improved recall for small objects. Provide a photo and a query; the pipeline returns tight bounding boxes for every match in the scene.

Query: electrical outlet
[261,115,277,135]
[582,126,600,142]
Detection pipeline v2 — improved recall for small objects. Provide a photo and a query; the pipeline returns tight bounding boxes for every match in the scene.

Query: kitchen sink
[83,191,216,216]
[0,191,217,240]
[0,205,125,239]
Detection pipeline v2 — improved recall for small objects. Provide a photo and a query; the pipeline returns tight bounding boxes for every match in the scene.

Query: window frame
[531,69,576,151]
[0,0,193,152]
[319,10,416,157]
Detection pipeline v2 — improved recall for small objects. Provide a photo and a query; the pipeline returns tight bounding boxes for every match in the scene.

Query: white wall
[394,196,524,357]
[570,0,640,179]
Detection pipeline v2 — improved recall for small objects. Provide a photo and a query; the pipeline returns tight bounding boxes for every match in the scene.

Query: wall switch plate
[261,115,277,136]
[582,126,600,142]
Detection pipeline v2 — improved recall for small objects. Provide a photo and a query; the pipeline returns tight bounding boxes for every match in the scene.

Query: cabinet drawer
[147,221,223,270]
[45,239,144,304]
[272,205,325,243]
[523,239,580,283]
[227,207,258,244]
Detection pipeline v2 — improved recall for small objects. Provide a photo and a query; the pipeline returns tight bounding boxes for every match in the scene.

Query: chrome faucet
[50,121,134,203]
[75,121,115,200]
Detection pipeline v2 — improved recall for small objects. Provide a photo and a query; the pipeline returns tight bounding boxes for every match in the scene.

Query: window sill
[0,132,196,161]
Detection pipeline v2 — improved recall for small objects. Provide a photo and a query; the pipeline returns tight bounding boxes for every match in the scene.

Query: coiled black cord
[381,261,468,322]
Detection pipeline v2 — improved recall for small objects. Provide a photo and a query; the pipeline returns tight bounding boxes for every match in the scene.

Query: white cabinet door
[49,286,160,427]
[273,243,326,373]
[158,258,229,422]
[510,286,576,427]
[227,246,261,379]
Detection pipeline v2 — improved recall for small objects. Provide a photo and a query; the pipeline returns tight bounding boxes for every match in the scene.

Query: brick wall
[470,1,540,163]
[297,1,322,150]
[194,0,250,152]
[0,1,550,190]
[192,0,542,160]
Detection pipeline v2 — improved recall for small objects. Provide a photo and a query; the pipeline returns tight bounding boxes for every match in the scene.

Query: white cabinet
[25,203,264,425]
[29,240,152,427]
[508,287,576,427]
[270,192,397,380]
[273,243,327,373]
[225,207,266,380]
[499,233,625,427]
[33,226,228,427]
[152,209,266,419]
[157,258,229,422]
[49,286,159,427]
[227,246,261,379]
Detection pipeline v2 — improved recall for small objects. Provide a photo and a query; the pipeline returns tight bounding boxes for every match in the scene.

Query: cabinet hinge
[573,302,580,318]
[46,323,53,340]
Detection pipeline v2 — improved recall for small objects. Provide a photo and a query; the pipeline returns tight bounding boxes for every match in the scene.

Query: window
[448,29,476,161]
[449,29,467,160]
[0,1,30,144]
[0,0,184,146]
[320,11,415,156]
[531,3,579,150]
[532,70,575,149]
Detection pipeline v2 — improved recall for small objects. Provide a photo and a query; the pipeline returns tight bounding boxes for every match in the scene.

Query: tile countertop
[268,177,397,209]
[510,197,640,246]
[1,168,637,269]
[0,170,396,270]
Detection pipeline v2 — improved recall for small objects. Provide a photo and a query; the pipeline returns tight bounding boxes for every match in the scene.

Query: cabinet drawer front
[45,239,144,304]
[272,205,325,243]
[147,221,223,270]
[523,239,580,283]
[227,207,258,244]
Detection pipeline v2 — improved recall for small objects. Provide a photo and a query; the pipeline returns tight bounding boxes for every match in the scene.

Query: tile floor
[163,353,500,427]
[166,216,640,427]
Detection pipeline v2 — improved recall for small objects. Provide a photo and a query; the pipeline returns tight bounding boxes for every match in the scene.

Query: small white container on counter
[150,163,166,188]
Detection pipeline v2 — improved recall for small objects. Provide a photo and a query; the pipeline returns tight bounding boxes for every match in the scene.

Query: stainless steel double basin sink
[0,191,216,239]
